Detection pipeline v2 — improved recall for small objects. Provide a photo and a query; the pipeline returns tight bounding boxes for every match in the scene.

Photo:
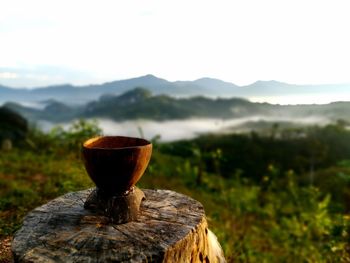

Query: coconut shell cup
[82,136,152,197]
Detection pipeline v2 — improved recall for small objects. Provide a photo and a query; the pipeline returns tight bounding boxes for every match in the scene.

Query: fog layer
[38,116,330,142]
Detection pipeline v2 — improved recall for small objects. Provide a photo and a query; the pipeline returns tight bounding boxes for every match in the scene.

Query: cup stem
[84,186,145,224]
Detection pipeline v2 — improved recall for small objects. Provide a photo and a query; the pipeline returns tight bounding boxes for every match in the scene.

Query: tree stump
[12,189,226,263]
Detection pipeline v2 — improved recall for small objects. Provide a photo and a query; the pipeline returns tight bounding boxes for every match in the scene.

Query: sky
[1,0,350,88]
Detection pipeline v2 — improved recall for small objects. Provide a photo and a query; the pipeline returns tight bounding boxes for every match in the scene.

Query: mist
[38,116,331,142]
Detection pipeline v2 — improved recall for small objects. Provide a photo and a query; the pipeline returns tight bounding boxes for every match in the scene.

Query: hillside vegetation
[5,88,350,124]
[0,117,349,262]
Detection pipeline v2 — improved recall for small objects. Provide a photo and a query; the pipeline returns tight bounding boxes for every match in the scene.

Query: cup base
[84,186,145,224]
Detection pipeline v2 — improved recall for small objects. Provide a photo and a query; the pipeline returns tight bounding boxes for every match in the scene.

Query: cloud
[0,72,18,79]
[0,66,96,88]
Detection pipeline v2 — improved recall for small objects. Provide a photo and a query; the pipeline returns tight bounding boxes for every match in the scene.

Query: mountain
[0,75,206,105]
[82,90,350,122]
[5,88,350,123]
[242,80,296,95]
[242,80,350,96]
[193,77,239,91]
[3,88,265,122]
[0,106,28,143]
[173,77,240,96]
[81,89,259,121]
[0,75,161,105]
[4,100,83,122]
[1,75,350,106]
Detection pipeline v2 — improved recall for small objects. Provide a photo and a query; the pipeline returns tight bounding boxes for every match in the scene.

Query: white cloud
[0,66,95,87]
[0,72,18,79]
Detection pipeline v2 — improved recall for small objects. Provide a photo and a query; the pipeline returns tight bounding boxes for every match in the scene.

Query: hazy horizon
[2,73,350,90]
[2,74,350,105]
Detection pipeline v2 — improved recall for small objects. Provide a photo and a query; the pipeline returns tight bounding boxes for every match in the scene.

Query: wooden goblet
[82,136,152,223]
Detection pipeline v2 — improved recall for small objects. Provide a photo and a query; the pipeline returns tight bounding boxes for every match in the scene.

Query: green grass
[1,122,350,262]
[0,149,93,237]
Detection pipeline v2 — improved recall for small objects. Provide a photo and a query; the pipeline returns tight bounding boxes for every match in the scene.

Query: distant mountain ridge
[1,74,350,105]
[5,88,350,123]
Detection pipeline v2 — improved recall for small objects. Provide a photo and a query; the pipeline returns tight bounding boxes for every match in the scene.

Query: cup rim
[83,136,152,150]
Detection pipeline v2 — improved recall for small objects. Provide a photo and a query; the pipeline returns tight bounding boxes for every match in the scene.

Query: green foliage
[164,124,350,186]
[1,121,350,262]
[26,119,102,155]
[50,119,102,151]
[142,148,350,262]
[0,106,28,144]
[0,120,100,236]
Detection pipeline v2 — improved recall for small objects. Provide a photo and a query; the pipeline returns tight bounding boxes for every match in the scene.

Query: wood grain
[12,189,226,263]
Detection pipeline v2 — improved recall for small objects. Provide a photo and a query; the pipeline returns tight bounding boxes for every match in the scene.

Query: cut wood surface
[12,189,226,263]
